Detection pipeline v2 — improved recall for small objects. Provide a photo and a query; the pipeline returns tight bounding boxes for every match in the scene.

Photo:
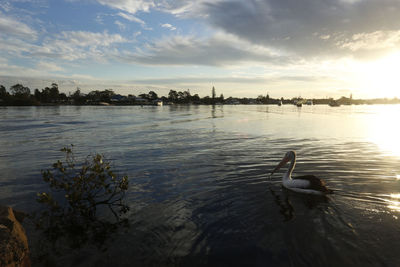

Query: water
[1,104,400,266]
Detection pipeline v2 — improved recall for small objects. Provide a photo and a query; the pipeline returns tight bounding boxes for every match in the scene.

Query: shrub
[33,145,129,249]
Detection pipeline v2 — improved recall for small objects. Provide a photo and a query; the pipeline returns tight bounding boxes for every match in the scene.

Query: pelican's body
[271,151,333,195]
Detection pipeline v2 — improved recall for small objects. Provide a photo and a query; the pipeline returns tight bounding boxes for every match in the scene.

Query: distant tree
[168,90,178,102]
[182,90,191,103]
[148,91,158,100]
[72,88,85,104]
[34,89,41,101]
[219,93,224,103]
[191,94,200,103]
[49,83,60,102]
[87,89,114,103]
[240,98,249,104]
[10,84,30,97]
[138,93,149,100]
[202,96,212,105]
[100,89,114,102]
[212,86,216,101]
[59,92,68,102]
[0,85,7,98]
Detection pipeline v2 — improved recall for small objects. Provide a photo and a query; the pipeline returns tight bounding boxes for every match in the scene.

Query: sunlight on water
[1,105,400,266]
[365,106,400,157]
[386,194,400,212]
[388,204,400,212]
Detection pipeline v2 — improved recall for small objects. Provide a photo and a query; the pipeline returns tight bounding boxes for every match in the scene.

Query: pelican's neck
[283,155,296,181]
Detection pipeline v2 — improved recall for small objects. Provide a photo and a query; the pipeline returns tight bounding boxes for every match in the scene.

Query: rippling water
[1,104,400,266]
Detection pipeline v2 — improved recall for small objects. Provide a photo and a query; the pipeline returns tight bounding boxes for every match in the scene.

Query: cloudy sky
[1,0,400,98]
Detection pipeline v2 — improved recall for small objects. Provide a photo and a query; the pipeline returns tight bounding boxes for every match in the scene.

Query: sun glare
[358,53,400,98]
[365,105,400,157]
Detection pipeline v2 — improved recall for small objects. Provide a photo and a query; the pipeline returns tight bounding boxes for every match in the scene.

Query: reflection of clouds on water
[1,105,400,265]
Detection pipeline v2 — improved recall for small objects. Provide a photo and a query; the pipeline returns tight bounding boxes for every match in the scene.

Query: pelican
[270,151,333,195]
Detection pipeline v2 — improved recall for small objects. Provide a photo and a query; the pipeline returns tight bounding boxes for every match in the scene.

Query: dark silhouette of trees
[8,84,33,105]
[168,90,178,102]
[10,84,30,97]
[212,86,216,104]
[202,96,212,105]
[31,83,64,104]
[148,91,158,100]
[71,88,85,104]
[49,83,60,102]
[87,89,115,103]
[2,82,399,106]
[0,85,9,105]
[219,93,224,103]
[191,94,200,103]
[0,85,7,98]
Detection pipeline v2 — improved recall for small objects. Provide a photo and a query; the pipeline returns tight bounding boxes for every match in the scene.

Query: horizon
[1,1,400,99]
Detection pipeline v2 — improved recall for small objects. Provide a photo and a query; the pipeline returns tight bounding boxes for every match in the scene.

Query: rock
[0,205,30,267]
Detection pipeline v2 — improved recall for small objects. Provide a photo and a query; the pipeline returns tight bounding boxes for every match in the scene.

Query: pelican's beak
[270,156,289,175]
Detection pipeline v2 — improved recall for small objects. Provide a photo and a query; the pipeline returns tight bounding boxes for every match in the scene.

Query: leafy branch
[33,145,129,249]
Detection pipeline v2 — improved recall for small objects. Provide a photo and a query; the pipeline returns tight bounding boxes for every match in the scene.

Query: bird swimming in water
[270,151,333,195]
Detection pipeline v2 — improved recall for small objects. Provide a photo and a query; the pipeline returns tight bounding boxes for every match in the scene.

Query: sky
[1,0,400,98]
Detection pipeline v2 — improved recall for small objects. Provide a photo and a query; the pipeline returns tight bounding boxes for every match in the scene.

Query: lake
[1,104,400,266]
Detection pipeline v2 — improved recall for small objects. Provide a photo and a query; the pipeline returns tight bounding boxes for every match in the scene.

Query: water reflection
[387,194,400,212]
[270,188,294,221]
[1,105,400,266]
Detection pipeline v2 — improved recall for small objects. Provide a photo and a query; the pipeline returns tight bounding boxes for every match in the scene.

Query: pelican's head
[270,151,296,175]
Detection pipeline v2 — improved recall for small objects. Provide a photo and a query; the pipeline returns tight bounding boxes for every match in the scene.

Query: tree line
[0,83,227,106]
[2,82,399,106]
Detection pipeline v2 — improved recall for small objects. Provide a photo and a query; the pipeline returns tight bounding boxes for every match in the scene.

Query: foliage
[33,145,129,249]
[10,83,31,97]
[0,85,7,98]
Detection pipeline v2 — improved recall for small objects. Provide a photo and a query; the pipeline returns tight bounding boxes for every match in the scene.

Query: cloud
[161,23,176,31]
[119,33,291,66]
[126,74,326,85]
[117,12,146,26]
[115,20,126,31]
[0,1,12,12]
[29,30,129,61]
[36,61,64,72]
[338,30,400,51]
[96,0,155,14]
[57,30,127,47]
[160,0,400,59]
[0,12,37,39]
[156,0,214,17]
